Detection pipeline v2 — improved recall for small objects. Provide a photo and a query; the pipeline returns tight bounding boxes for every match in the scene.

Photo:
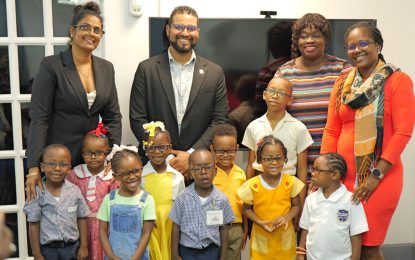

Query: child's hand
[258,220,275,232]
[273,215,289,230]
[296,254,306,260]
[108,256,122,260]
[33,254,45,260]
[241,231,248,250]
[77,245,88,260]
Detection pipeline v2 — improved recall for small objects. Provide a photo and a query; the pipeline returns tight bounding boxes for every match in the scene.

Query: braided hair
[256,135,287,163]
[111,149,142,174]
[318,152,347,179]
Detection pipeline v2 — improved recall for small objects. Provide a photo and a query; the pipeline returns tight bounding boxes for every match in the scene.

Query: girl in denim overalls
[97,146,156,260]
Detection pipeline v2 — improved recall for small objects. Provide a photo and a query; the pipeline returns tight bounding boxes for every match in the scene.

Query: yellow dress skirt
[238,174,304,260]
[144,172,174,260]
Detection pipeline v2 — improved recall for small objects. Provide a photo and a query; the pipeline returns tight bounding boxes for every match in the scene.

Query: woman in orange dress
[321,21,415,259]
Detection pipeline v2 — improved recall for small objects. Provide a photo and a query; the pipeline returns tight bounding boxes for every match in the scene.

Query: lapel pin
[199,69,204,74]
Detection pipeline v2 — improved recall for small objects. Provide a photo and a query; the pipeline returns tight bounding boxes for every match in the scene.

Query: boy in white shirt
[242,76,313,206]
[297,153,368,260]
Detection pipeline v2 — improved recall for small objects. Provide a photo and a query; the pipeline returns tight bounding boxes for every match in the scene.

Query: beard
[169,36,197,54]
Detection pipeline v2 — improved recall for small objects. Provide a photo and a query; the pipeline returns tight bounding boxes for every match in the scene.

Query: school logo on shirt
[336,209,349,224]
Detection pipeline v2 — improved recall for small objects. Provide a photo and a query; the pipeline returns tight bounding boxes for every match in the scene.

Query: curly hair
[168,6,199,25]
[344,21,385,62]
[291,13,331,58]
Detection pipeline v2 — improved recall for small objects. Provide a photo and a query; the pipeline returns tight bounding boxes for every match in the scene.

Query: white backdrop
[102,0,415,245]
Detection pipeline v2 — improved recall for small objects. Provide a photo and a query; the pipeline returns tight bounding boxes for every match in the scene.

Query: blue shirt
[169,183,235,249]
[168,48,196,132]
[23,179,90,245]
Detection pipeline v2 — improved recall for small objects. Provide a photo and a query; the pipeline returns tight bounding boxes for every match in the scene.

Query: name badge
[206,210,223,226]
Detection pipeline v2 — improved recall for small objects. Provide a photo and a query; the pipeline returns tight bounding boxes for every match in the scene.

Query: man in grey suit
[129,6,229,179]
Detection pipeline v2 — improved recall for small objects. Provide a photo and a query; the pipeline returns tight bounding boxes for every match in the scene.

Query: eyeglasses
[261,155,287,165]
[345,40,375,52]
[82,150,108,157]
[171,23,199,33]
[41,161,71,169]
[264,88,290,98]
[73,23,105,35]
[213,148,237,156]
[312,167,333,175]
[114,167,143,178]
[145,144,171,153]
[190,164,215,174]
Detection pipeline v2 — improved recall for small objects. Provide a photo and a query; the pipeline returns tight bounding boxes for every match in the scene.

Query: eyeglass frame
[71,23,105,35]
[344,40,375,52]
[114,167,143,178]
[190,163,215,174]
[261,155,287,165]
[41,161,71,169]
[170,23,199,33]
[264,88,291,98]
[145,144,172,153]
[213,148,237,156]
[312,167,334,175]
[81,150,108,157]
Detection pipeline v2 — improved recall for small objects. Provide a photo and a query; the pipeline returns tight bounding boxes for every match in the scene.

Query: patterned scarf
[340,61,399,186]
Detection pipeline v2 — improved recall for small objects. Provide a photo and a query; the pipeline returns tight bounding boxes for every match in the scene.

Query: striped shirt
[168,183,235,249]
[275,55,352,170]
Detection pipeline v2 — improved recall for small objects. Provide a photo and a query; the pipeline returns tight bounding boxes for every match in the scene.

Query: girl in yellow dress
[237,135,304,259]
[141,121,185,260]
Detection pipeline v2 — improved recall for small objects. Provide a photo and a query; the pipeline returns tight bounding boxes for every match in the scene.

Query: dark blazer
[129,52,229,151]
[27,48,122,168]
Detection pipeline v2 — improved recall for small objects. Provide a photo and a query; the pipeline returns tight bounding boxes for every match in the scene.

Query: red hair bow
[88,123,108,137]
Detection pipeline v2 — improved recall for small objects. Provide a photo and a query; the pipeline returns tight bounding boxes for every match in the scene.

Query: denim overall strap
[106,191,149,260]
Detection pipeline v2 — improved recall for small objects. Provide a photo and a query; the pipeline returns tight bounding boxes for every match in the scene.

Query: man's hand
[25,167,43,202]
[169,150,190,174]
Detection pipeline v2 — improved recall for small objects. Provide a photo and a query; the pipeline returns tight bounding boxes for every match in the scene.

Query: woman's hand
[25,167,43,201]
[352,174,380,204]
[77,245,88,260]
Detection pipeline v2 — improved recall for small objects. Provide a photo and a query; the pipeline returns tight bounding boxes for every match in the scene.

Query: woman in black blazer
[25,2,121,200]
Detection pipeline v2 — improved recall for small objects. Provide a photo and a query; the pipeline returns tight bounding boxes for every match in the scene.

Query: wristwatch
[371,168,384,180]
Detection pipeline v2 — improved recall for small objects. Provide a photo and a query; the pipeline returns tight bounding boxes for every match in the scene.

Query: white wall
[103,0,415,244]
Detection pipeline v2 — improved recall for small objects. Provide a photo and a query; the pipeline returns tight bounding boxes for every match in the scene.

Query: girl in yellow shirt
[237,135,304,259]
[141,121,185,260]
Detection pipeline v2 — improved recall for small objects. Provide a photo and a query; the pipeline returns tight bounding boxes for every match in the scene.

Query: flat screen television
[149,18,375,143]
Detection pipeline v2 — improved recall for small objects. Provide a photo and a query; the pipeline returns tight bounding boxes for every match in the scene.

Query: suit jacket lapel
[156,53,177,119]
[90,56,104,113]
[61,49,89,114]
[186,56,206,114]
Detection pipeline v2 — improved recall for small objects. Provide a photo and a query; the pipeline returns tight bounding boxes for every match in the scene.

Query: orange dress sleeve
[380,72,415,165]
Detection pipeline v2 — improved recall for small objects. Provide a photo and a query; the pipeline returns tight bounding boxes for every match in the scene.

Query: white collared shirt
[300,184,368,260]
[72,164,114,202]
[141,161,185,200]
[242,111,313,175]
[168,49,196,133]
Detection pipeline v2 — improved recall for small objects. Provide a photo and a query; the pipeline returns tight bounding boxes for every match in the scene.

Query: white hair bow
[106,144,138,161]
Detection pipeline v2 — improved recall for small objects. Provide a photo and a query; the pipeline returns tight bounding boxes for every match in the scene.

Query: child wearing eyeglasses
[210,124,247,260]
[237,136,304,259]
[66,123,119,260]
[242,76,312,213]
[169,149,235,260]
[97,145,155,260]
[140,121,185,260]
[24,144,90,260]
[297,153,368,260]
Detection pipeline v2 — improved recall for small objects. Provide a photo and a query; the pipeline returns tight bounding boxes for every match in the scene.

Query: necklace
[78,69,90,79]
